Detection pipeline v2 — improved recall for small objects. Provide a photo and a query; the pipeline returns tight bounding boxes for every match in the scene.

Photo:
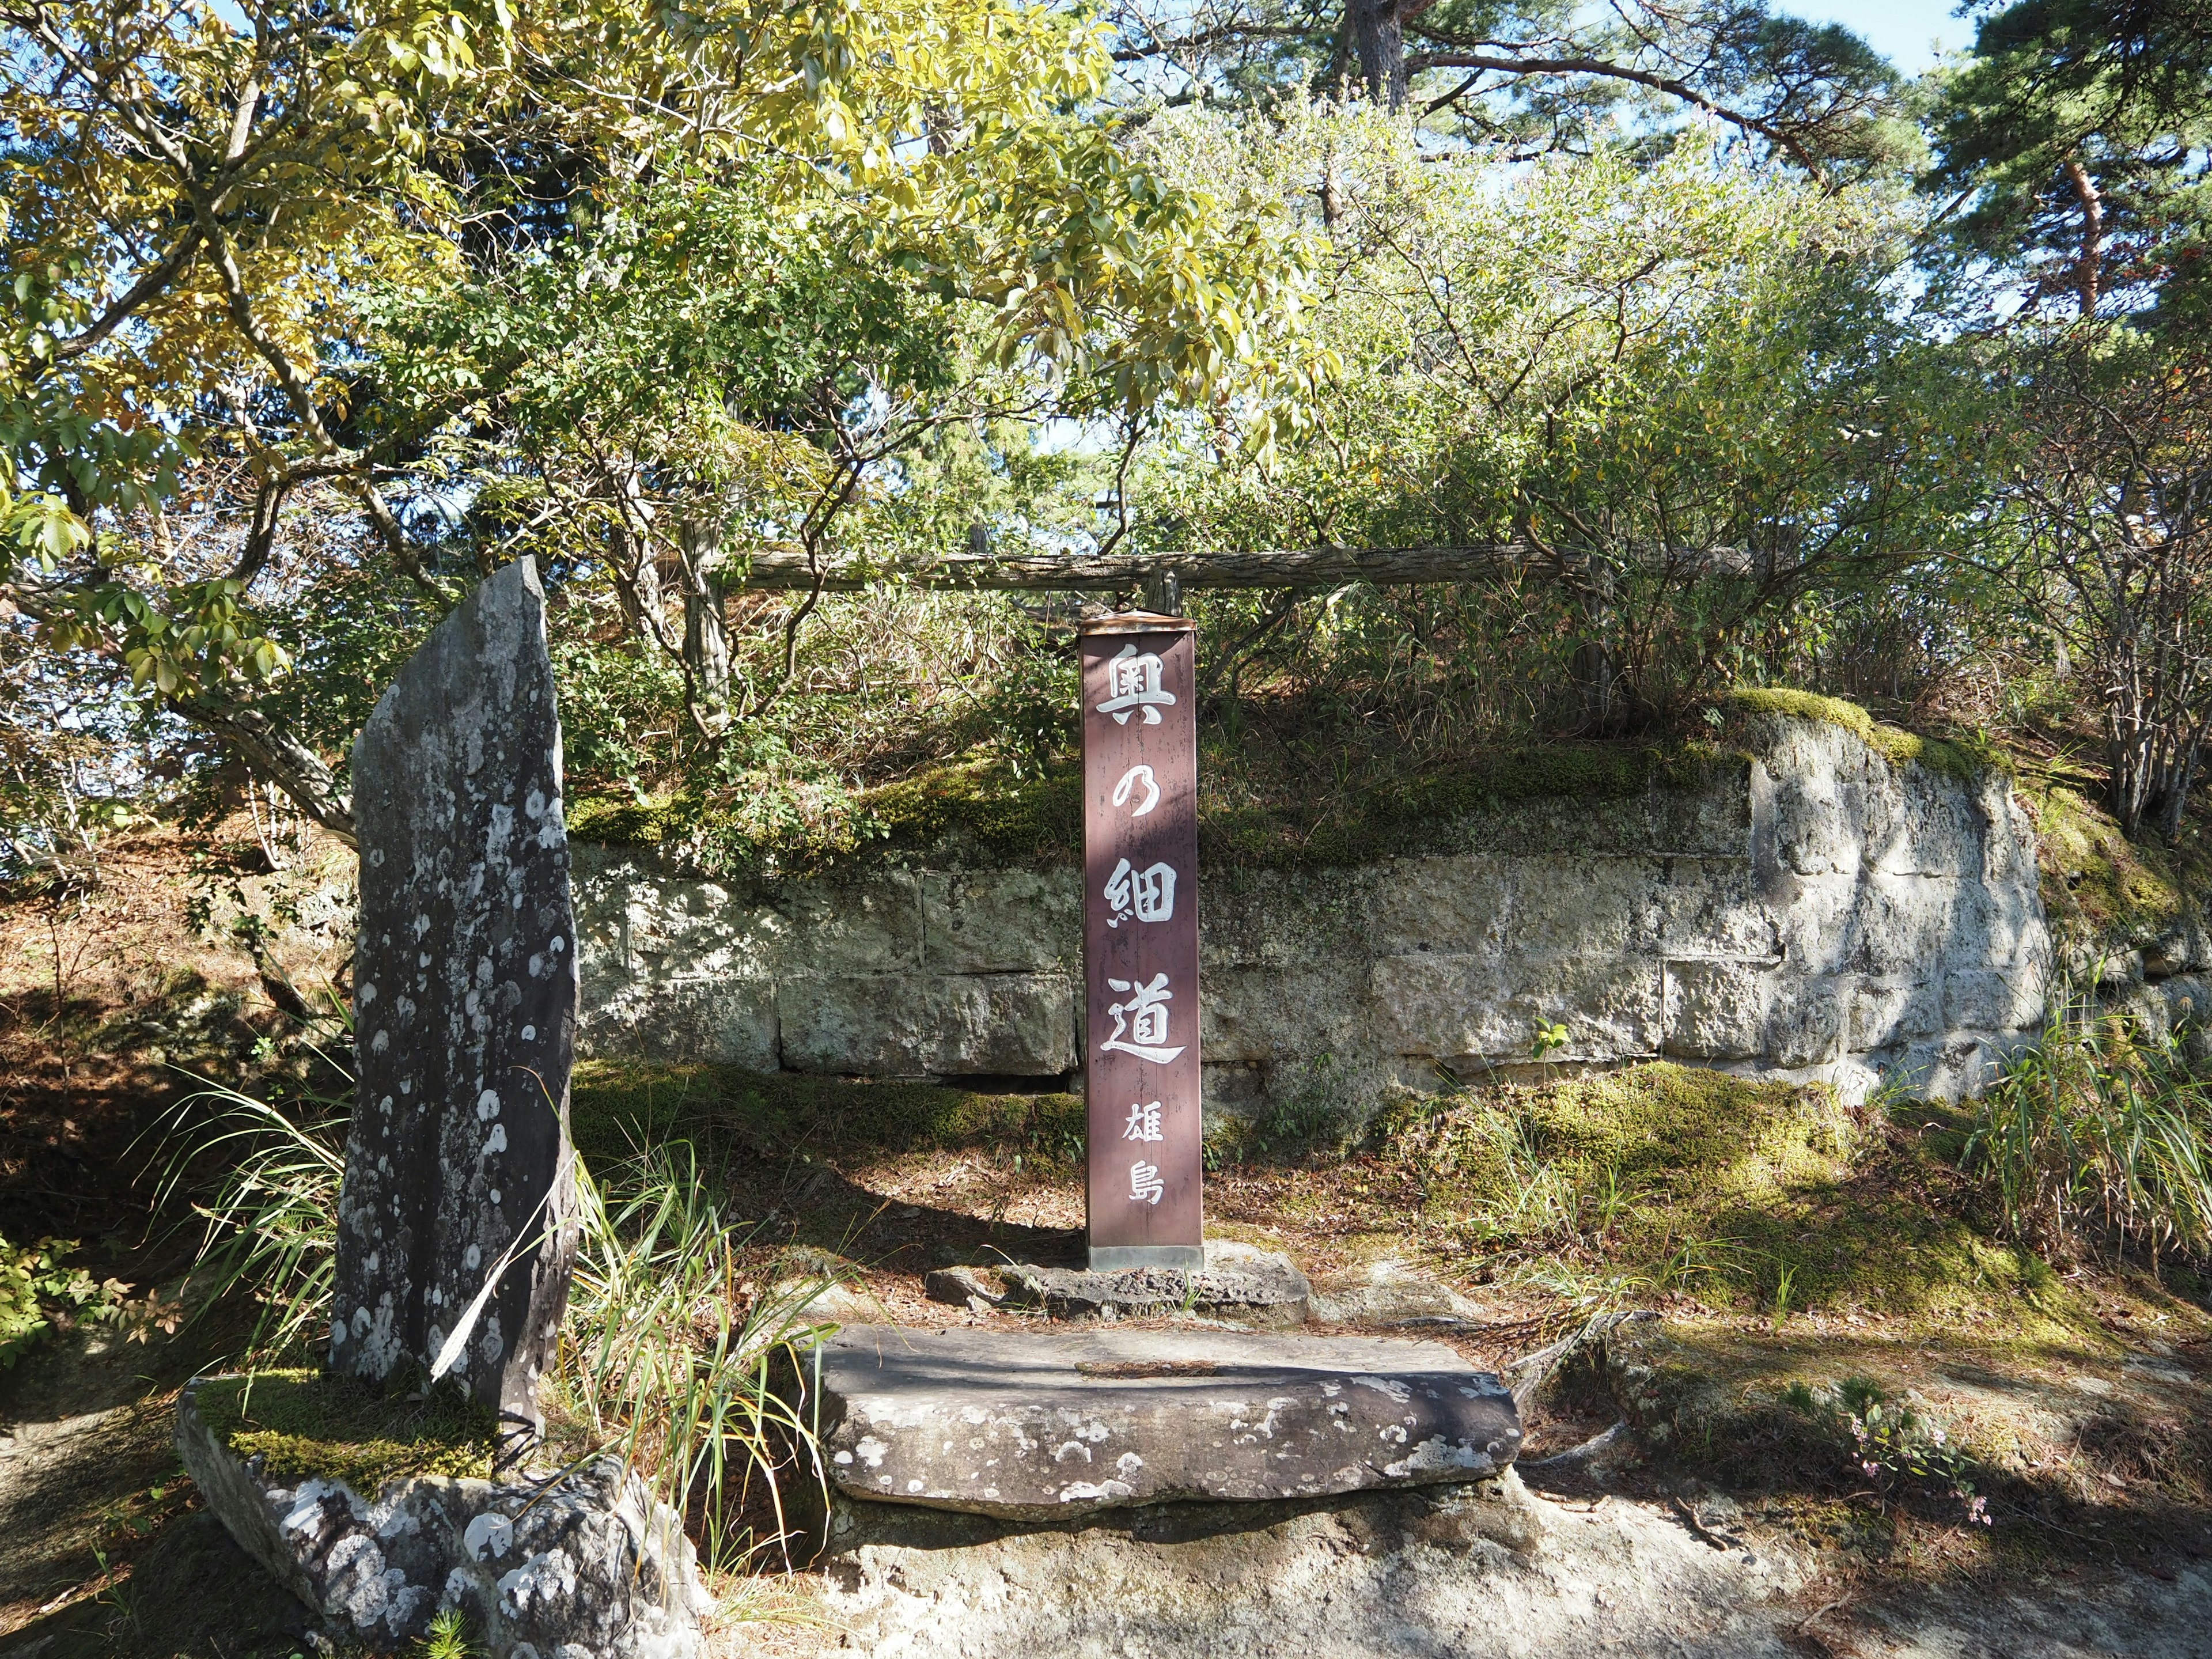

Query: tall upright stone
[331,558,577,1430]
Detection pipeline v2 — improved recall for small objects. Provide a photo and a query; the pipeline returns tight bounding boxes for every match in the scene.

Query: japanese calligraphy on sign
[1080,616,1202,1271]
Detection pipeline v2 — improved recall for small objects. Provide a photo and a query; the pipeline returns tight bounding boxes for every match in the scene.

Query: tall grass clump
[1969,986,2212,1270]
[155,1066,350,1362]
[555,1142,845,1569]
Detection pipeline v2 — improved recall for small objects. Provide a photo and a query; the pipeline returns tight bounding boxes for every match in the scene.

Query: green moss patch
[1726,687,2000,782]
[571,740,1732,876]
[1385,1063,2079,1332]
[195,1370,498,1490]
[570,1060,1085,1168]
[2028,781,2210,949]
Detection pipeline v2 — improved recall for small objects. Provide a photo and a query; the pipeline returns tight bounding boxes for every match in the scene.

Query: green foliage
[1929,0,2212,325]
[419,1609,476,1659]
[1969,987,2212,1267]
[160,1058,900,1568]
[1781,1376,1991,1527]
[567,731,1727,877]
[2,0,1321,838]
[559,1142,843,1569]
[1138,114,1991,724]
[195,1370,499,1488]
[0,1235,128,1368]
[549,638,687,801]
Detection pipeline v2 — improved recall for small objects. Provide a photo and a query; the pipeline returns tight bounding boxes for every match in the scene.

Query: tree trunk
[1348,0,1408,109]
[679,514,733,716]
[2063,157,2103,319]
[609,468,667,642]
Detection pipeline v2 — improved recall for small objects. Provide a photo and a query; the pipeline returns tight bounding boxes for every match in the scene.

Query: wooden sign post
[1079,614,1203,1272]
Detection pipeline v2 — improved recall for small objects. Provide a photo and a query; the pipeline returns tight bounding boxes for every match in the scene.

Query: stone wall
[573,714,2055,1112]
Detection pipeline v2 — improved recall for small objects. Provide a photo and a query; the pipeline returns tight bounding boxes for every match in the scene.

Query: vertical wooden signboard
[1080,614,1203,1271]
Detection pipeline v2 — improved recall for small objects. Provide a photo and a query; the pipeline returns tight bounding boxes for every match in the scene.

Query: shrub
[1969,984,2212,1270]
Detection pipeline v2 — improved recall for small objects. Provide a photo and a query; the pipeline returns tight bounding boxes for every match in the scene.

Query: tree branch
[1408,50,1831,183]
[176,690,357,844]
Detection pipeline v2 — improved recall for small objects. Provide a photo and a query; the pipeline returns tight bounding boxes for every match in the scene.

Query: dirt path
[768,1475,2212,1659]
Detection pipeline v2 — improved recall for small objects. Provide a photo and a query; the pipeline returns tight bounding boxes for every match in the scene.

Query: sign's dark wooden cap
[1078,611,1197,635]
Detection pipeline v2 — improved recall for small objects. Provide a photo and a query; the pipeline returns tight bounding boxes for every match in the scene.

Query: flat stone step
[812,1325,1521,1521]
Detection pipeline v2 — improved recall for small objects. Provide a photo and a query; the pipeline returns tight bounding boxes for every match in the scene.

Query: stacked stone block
[573,715,2054,1108]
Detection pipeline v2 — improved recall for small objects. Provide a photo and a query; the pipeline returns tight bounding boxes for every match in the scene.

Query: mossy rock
[2028,781,2212,951]
[193,1370,498,1490]
[1726,687,2001,782]
[569,685,2008,881]
[570,739,1732,878]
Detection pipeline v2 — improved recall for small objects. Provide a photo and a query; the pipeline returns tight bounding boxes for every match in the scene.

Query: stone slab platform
[812,1325,1521,1521]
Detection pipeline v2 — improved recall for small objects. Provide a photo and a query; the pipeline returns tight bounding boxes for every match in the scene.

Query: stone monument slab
[810,1324,1521,1520]
[330,558,577,1429]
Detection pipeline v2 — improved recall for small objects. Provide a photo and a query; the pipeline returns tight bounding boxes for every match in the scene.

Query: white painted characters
[1103,857,1176,928]
[1101,972,1184,1062]
[1122,1101,1163,1142]
[1111,763,1160,816]
[1129,1159,1165,1205]
[1096,644,1176,725]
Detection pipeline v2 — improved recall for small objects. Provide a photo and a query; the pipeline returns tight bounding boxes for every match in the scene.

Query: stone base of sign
[991,1239,1311,1327]
[1089,1243,1206,1272]
[1308,1259,1494,1328]
[177,1381,709,1655]
[811,1324,1520,1522]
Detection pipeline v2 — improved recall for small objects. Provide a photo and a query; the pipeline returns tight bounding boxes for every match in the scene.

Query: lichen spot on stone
[483,1123,508,1156]
[477,1089,501,1120]
[463,1510,513,1562]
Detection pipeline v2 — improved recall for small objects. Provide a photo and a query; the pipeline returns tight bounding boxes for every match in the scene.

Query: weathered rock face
[177,1384,708,1657]
[810,1325,1520,1520]
[334,558,577,1426]
[575,714,2051,1108]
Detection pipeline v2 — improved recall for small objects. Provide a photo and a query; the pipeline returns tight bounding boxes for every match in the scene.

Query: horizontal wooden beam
[729,542,1760,593]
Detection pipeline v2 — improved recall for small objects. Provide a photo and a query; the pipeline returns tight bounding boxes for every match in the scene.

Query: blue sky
[1781,1,1973,74]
